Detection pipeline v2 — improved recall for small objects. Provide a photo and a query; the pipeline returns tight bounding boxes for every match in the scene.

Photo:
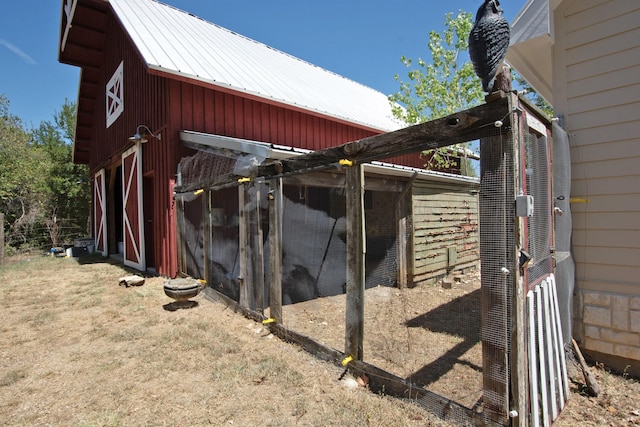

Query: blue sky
[0,0,522,128]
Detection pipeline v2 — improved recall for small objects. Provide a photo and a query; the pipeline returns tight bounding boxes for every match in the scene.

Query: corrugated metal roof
[109,0,404,132]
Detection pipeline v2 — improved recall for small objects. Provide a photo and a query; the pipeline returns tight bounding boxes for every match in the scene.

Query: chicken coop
[174,92,570,427]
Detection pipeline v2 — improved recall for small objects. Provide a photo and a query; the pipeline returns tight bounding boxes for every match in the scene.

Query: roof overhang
[58,0,110,164]
[507,0,553,105]
[179,130,479,189]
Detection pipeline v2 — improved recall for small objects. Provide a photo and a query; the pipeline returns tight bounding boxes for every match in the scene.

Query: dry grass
[0,255,444,426]
[1,254,638,426]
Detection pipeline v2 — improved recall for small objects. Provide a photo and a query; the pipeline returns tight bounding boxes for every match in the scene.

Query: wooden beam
[509,91,529,427]
[204,191,211,296]
[255,96,509,177]
[396,172,418,288]
[479,101,514,424]
[238,184,252,309]
[251,183,265,312]
[268,178,283,323]
[345,163,365,360]
[174,96,509,193]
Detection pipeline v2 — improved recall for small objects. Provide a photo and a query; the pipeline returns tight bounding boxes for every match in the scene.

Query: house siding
[554,0,640,370]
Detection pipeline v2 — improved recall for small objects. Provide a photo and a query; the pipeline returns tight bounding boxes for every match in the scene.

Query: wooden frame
[178,93,563,426]
[93,168,108,256]
[122,143,145,270]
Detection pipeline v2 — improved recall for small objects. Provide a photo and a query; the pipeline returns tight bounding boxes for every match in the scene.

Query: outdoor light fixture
[128,124,161,143]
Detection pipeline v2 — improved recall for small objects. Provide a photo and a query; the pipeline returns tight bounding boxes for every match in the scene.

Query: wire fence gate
[174,92,568,426]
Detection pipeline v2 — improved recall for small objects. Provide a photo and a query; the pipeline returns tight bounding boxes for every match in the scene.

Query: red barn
[58,0,477,283]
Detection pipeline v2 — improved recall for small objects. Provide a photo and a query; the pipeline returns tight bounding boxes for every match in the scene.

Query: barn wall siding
[411,181,479,285]
[90,14,166,170]
[88,13,178,276]
[166,80,425,167]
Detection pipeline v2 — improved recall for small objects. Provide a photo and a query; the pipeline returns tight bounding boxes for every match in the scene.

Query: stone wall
[578,290,640,373]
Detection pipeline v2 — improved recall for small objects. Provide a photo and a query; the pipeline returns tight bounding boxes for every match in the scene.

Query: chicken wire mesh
[523,118,553,288]
[173,95,557,427]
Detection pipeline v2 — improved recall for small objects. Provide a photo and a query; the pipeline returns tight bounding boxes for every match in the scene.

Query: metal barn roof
[109,0,404,132]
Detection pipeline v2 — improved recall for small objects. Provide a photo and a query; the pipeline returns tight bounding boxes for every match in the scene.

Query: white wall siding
[554,0,640,371]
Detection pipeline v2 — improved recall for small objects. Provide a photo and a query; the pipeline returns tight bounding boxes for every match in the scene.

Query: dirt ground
[282,271,484,409]
[1,254,639,426]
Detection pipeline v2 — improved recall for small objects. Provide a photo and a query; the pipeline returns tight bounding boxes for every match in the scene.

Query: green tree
[390,11,554,177]
[389,11,482,176]
[32,100,90,247]
[0,95,50,249]
[1,96,90,252]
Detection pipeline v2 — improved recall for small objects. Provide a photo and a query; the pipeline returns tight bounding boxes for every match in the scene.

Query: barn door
[93,169,108,256]
[122,143,146,270]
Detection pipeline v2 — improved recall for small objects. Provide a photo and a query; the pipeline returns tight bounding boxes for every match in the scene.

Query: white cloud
[0,39,36,65]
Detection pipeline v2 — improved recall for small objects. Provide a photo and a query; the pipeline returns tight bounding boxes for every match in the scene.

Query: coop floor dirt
[280,270,484,409]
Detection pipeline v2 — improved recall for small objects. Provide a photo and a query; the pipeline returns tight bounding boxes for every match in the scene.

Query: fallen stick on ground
[572,337,600,397]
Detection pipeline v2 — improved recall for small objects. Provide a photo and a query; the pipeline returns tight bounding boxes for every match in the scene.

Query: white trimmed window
[106,61,124,128]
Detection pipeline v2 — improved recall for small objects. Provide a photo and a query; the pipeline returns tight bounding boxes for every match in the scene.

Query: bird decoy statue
[468,0,511,93]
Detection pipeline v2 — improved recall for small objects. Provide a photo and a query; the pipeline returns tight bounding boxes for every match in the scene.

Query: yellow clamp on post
[339,159,353,167]
[238,177,251,183]
[569,197,589,203]
[262,318,276,324]
[193,189,204,196]
[341,355,353,366]
[197,279,206,284]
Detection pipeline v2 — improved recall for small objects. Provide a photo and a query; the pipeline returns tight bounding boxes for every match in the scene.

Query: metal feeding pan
[163,278,204,308]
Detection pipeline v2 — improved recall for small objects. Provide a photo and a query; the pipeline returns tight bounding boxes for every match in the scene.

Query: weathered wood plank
[396,173,417,289]
[414,220,479,231]
[268,178,283,323]
[174,96,509,193]
[510,92,528,427]
[256,97,509,177]
[238,185,252,309]
[414,253,479,275]
[415,245,478,259]
[413,193,479,203]
[413,227,478,239]
[413,208,478,217]
[251,184,265,312]
[413,261,479,285]
[413,180,479,192]
[345,164,365,361]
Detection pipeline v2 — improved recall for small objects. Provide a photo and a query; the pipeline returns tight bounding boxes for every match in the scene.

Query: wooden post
[204,191,212,289]
[345,163,365,360]
[107,165,118,255]
[251,183,265,312]
[0,212,4,266]
[176,198,185,274]
[509,91,529,427]
[238,184,253,309]
[268,178,283,323]
[396,172,417,289]
[479,95,516,425]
